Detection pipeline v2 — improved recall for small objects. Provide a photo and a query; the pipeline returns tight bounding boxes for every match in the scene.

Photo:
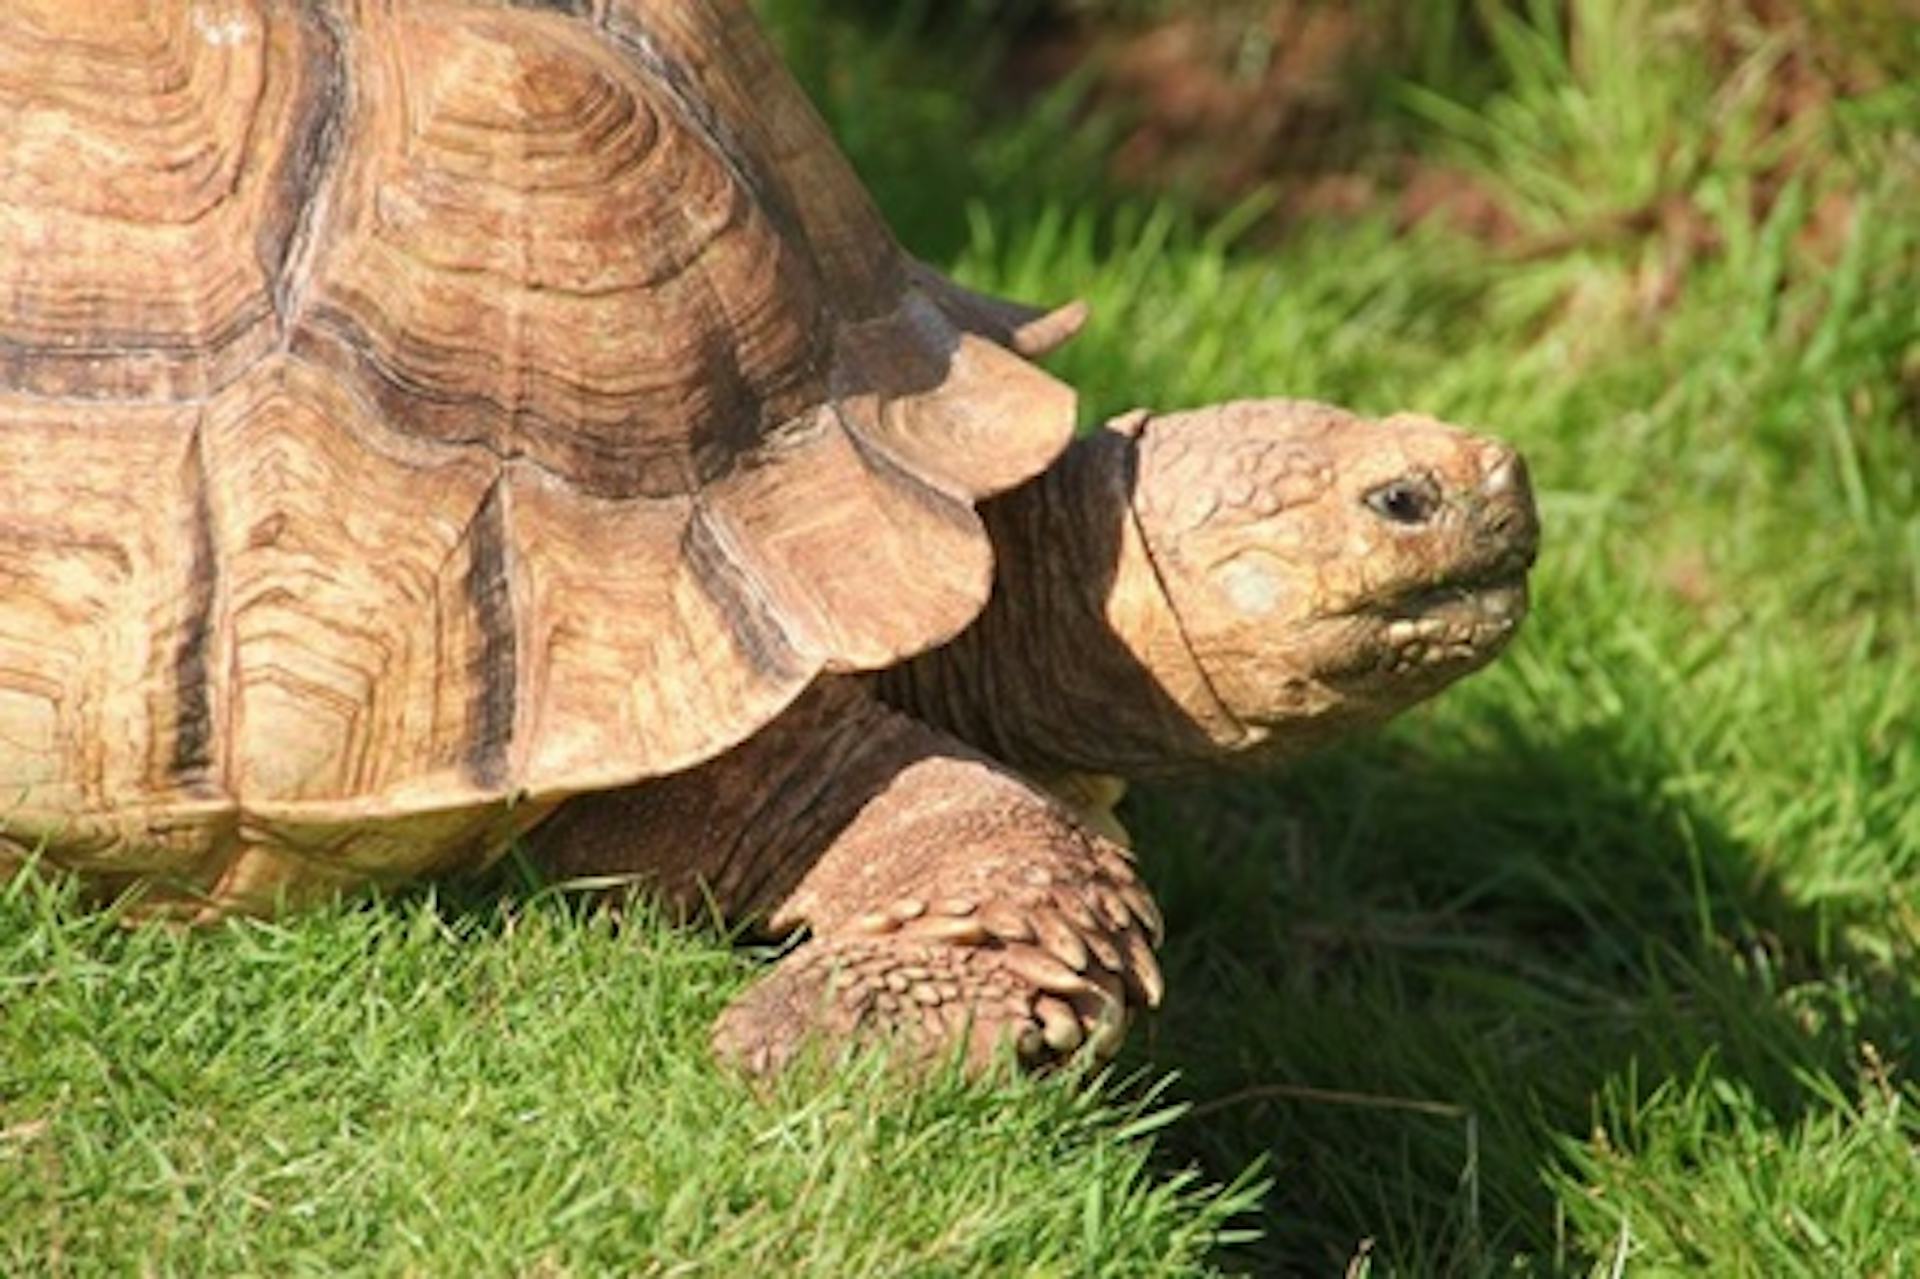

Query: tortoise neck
[878,423,1243,779]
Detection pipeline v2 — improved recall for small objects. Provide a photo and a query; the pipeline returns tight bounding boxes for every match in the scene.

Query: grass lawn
[4,2,1917,1273]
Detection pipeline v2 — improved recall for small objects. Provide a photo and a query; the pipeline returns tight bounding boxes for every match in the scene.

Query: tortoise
[0,0,1538,1072]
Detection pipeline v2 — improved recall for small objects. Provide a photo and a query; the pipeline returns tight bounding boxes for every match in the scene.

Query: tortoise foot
[712,924,1153,1076]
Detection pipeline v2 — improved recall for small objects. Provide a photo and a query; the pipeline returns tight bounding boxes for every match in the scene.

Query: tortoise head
[1122,398,1539,763]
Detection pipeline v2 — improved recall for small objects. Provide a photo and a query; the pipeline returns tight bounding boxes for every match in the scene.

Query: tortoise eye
[1364,476,1441,526]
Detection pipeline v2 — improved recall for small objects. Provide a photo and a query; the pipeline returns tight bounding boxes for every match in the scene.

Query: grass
[0,878,1255,1274]
[5,1,1918,1273]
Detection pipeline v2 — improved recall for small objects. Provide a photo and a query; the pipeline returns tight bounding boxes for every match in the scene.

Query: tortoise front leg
[715,735,1165,1074]
[531,680,1163,1074]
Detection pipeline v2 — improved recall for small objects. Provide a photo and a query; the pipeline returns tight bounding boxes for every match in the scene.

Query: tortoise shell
[0,0,1076,911]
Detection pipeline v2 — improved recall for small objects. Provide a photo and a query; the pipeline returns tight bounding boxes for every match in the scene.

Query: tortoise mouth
[1388,571,1527,624]
[1366,571,1530,673]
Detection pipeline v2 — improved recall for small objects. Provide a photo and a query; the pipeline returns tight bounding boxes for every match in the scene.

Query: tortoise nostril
[1480,450,1531,501]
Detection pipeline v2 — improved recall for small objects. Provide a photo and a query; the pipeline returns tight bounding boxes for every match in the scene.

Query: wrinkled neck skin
[877,424,1305,781]
[880,408,1533,782]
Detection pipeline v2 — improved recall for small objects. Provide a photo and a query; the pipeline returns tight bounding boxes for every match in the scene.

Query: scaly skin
[536,679,1162,1073]
[538,398,1538,1074]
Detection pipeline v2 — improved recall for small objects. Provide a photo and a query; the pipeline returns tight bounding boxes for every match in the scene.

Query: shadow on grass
[339,700,1915,1278]
[1123,718,1918,1273]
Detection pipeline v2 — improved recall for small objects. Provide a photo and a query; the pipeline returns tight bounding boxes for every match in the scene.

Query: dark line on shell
[684,505,807,685]
[464,479,518,791]
[831,400,978,535]
[505,0,594,14]
[170,421,220,788]
[292,307,717,503]
[599,13,814,268]
[271,0,351,338]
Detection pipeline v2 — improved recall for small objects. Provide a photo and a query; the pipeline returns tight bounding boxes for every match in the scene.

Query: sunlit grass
[0,872,1258,1274]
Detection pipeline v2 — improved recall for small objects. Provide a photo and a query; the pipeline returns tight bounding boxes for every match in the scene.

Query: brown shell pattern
[0,0,1076,910]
